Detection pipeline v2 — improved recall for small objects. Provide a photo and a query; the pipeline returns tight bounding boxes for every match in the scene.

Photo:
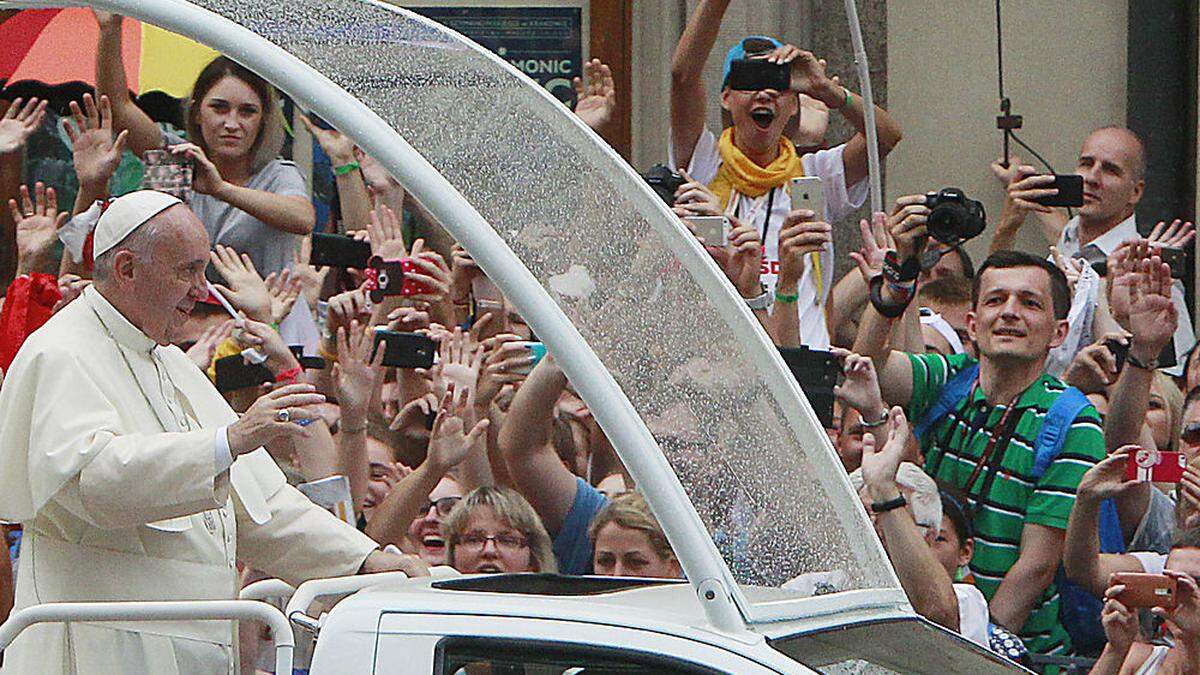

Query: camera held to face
[924,187,986,245]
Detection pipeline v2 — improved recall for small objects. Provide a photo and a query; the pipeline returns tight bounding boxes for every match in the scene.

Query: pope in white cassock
[0,191,427,674]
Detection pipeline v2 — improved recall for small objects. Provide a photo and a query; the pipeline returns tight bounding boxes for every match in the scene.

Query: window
[433,637,726,675]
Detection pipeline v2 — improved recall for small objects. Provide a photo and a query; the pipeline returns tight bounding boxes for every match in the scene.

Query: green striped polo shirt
[906,352,1105,656]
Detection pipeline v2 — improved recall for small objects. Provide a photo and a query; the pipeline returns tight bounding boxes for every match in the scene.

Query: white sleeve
[953,584,991,648]
[670,127,721,185]
[215,426,234,474]
[801,144,868,223]
[1130,551,1167,575]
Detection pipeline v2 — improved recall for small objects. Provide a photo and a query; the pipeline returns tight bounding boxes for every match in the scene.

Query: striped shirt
[906,353,1105,656]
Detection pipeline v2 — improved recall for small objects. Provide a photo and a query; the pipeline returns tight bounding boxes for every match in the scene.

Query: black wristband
[883,250,922,283]
[871,494,908,514]
[868,275,911,318]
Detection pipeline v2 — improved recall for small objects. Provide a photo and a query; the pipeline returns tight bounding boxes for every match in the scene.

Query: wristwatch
[743,284,773,311]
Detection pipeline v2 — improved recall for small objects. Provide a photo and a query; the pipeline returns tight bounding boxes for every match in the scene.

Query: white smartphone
[684,215,731,246]
[789,176,825,221]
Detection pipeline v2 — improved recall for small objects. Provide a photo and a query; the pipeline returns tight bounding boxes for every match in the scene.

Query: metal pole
[843,0,883,213]
[0,600,294,674]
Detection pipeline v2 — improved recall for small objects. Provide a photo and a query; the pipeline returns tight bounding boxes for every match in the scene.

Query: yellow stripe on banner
[138,24,219,98]
[811,251,823,299]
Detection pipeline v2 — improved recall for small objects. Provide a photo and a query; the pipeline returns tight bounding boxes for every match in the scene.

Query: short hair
[848,462,943,529]
[972,250,1071,320]
[939,488,974,543]
[919,275,973,307]
[1091,125,1146,182]
[588,491,676,564]
[1170,527,1200,551]
[442,486,557,573]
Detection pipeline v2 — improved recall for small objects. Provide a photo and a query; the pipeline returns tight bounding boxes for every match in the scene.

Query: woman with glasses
[442,486,556,574]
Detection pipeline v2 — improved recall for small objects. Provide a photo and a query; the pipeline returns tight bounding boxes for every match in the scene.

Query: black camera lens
[642,163,686,206]
[925,188,986,244]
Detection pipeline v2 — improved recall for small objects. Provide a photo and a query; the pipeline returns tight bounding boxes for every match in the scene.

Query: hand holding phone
[311,233,371,269]
[371,329,436,369]
[727,58,790,92]
[1031,174,1084,208]
[1125,446,1186,483]
[684,216,731,247]
[510,341,547,375]
[1111,572,1177,609]
[789,176,825,222]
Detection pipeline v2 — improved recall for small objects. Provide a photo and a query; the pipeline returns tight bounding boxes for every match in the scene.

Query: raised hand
[333,320,386,425]
[209,245,272,323]
[169,142,223,196]
[0,97,47,156]
[767,46,841,106]
[849,211,895,282]
[426,385,489,472]
[263,268,303,325]
[65,93,129,190]
[1099,583,1139,656]
[572,58,616,132]
[299,115,357,165]
[431,326,483,404]
[888,194,930,261]
[477,329,533,407]
[831,347,886,421]
[10,182,68,275]
[325,286,371,338]
[293,236,331,309]
[860,406,910,501]
[367,204,407,260]
[1004,166,1057,214]
[1127,252,1178,362]
[1158,570,1200,639]
[704,217,761,297]
[989,155,1024,186]
[1076,446,1142,504]
[672,169,722,217]
[1063,332,1129,391]
[235,315,298,374]
[1146,218,1195,251]
[1049,246,1086,295]
[185,319,235,371]
[777,210,831,288]
[51,274,91,314]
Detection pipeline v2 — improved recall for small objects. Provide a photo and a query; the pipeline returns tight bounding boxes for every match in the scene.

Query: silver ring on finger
[275,408,291,423]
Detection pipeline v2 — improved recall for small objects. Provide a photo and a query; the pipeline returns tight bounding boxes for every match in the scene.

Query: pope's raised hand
[228,383,326,456]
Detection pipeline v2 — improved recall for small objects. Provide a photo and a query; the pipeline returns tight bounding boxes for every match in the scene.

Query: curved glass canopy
[4,0,904,627]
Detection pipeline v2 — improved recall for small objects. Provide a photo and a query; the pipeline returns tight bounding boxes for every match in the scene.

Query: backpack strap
[1030,386,1090,479]
[913,362,979,440]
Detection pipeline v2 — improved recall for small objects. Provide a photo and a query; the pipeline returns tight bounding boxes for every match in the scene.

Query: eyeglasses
[458,532,529,552]
[1182,422,1200,446]
[421,496,461,517]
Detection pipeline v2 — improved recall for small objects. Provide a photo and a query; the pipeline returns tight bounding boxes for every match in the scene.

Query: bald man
[0,191,425,674]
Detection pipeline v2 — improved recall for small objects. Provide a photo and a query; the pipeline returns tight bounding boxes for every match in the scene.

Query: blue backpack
[913,362,1121,654]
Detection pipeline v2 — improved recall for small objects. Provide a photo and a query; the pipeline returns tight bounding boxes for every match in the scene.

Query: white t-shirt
[954,583,991,649]
[1132,550,1168,575]
[674,128,868,349]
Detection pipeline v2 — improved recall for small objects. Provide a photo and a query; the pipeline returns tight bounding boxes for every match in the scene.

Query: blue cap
[721,36,784,88]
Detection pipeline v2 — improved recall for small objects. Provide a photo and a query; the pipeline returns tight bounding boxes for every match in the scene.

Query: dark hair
[939,487,974,543]
[1184,386,1200,412]
[1170,527,1200,551]
[186,56,281,172]
[919,275,973,307]
[972,250,1071,320]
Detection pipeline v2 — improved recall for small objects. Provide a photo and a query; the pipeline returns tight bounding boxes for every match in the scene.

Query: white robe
[0,287,379,674]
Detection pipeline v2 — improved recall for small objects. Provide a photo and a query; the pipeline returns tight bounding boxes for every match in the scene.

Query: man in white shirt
[669,0,902,348]
[0,191,426,674]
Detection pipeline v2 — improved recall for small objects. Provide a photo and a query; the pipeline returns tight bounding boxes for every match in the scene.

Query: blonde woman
[588,491,681,579]
[442,486,557,574]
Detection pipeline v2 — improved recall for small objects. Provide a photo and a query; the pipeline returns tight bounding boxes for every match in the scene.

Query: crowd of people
[1,1,1199,672]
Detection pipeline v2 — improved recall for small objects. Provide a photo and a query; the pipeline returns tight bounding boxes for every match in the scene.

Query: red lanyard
[961,386,1024,499]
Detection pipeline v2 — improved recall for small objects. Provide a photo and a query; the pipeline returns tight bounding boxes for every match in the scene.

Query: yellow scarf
[709,128,823,297]
[710,127,804,207]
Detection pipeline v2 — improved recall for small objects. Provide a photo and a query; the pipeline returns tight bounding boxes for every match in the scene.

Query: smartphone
[777,346,838,428]
[141,149,193,202]
[1032,174,1084,208]
[1158,247,1187,280]
[684,216,731,247]
[288,345,327,370]
[399,258,435,296]
[1111,572,1177,609]
[727,58,790,92]
[511,341,547,375]
[311,233,371,269]
[472,276,505,317]
[1126,447,1186,483]
[214,354,273,393]
[789,176,825,222]
[1103,337,1129,374]
[371,329,436,369]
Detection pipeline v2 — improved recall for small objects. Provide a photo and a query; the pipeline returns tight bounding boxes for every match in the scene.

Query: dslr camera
[643,163,685,205]
[924,188,986,244]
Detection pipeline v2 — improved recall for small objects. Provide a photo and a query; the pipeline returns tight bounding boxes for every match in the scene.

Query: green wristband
[775,290,799,304]
[333,161,360,176]
[835,86,851,110]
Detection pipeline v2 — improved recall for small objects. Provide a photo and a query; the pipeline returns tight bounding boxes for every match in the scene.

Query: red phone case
[399,258,434,296]
[1126,448,1186,483]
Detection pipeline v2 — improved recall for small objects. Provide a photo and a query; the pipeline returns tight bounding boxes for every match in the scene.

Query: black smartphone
[1032,174,1084,208]
[310,232,371,269]
[777,346,838,429]
[727,58,790,92]
[371,329,436,369]
[1158,247,1187,280]
[1103,337,1129,374]
[214,354,273,394]
[288,345,327,370]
